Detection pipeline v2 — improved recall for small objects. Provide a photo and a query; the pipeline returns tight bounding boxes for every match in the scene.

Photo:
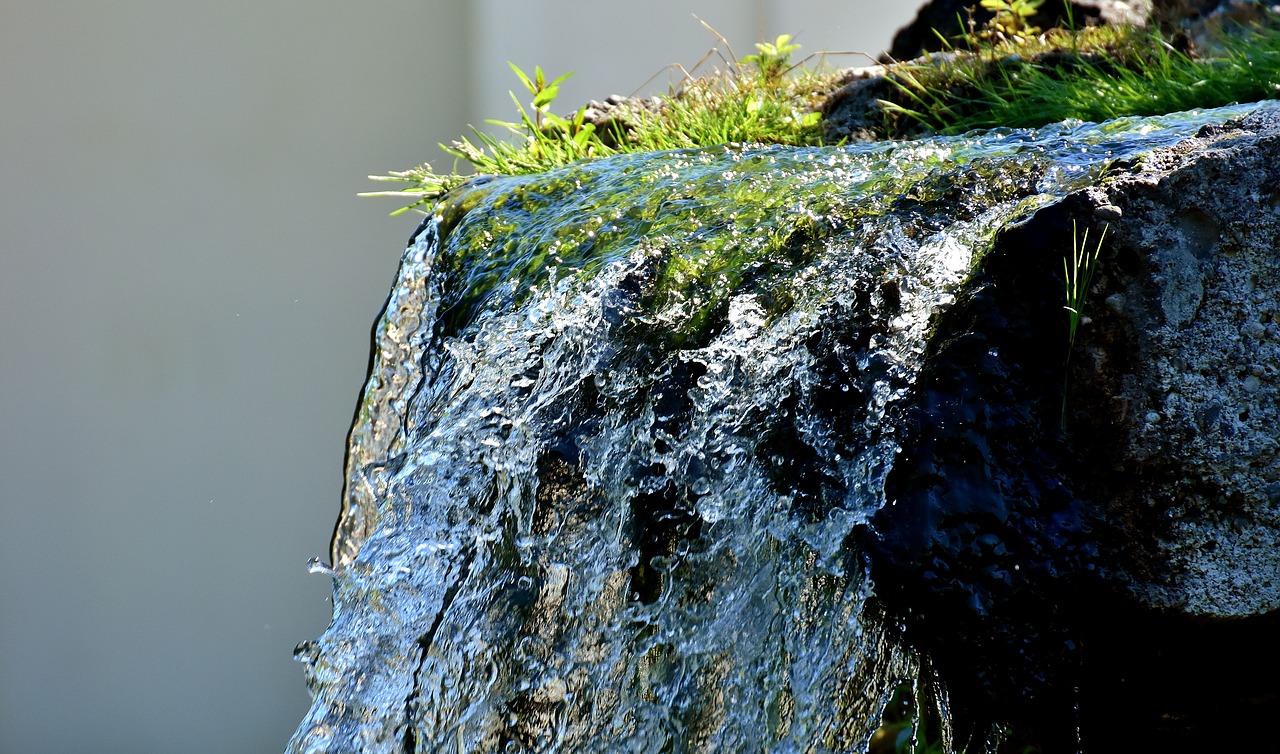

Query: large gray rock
[1069,108,1280,616]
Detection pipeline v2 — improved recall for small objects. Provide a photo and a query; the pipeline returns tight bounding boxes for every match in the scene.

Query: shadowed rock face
[292,103,1280,754]
[867,107,1280,750]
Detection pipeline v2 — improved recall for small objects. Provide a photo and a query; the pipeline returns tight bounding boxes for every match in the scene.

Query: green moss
[429,146,863,340]
[420,106,1185,342]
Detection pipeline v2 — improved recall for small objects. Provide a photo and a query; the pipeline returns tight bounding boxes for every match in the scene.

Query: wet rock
[818,64,897,144]
[866,104,1280,750]
[578,94,665,149]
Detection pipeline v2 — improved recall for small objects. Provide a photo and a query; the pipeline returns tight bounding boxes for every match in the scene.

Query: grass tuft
[365,16,1280,214]
[1061,219,1107,432]
[1064,219,1105,351]
[362,34,845,213]
[880,21,1280,136]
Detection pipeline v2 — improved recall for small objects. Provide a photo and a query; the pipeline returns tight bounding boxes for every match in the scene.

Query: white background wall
[472,0,909,133]
[0,2,917,752]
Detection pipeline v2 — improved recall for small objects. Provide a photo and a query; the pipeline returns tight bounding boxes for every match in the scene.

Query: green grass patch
[362,34,846,214]
[365,17,1280,214]
[881,21,1280,136]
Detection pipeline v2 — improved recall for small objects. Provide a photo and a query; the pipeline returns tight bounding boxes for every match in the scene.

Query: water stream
[290,102,1267,754]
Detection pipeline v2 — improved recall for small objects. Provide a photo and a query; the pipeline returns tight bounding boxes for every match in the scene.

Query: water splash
[307,557,337,577]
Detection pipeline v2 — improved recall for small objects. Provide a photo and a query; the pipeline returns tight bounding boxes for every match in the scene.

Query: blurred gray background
[0,2,915,751]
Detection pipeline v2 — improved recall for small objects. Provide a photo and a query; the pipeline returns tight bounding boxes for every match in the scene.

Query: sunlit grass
[364,18,1280,214]
[362,35,840,214]
[881,22,1280,135]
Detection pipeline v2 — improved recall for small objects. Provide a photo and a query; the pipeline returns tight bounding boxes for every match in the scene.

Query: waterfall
[290,103,1265,754]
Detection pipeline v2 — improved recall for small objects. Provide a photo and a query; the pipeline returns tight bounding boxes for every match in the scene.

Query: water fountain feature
[290,102,1280,753]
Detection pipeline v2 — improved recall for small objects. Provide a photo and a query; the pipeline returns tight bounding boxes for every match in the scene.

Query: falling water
[290,103,1266,754]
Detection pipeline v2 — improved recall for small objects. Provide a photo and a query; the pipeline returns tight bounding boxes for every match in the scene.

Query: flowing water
[289,103,1267,754]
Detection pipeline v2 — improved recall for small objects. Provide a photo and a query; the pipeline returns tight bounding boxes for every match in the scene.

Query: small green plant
[445,64,613,174]
[362,63,614,214]
[1063,219,1105,350]
[366,36,835,213]
[1061,219,1107,431]
[741,33,802,83]
[977,0,1044,43]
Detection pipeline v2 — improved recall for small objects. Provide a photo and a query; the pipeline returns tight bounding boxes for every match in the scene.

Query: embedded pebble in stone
[1242,321,1267,340]
[1243,375,1262,393]
[1095,204,1123,222]
[1105,293,1126,315]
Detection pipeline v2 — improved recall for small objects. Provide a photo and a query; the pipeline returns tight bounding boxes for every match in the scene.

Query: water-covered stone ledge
[291,103,1280,754]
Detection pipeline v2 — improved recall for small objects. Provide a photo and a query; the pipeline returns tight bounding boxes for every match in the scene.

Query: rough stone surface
[817,63,900,144]
[578,94,666,149]
[860,104,1280,749]
[1068,108,1280,616]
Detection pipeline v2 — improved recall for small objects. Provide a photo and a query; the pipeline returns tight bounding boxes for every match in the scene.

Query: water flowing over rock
[292,102,1279,753]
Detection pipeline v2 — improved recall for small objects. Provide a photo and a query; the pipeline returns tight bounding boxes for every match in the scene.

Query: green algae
[421,103,1258,347]
[429,143,1036,343]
